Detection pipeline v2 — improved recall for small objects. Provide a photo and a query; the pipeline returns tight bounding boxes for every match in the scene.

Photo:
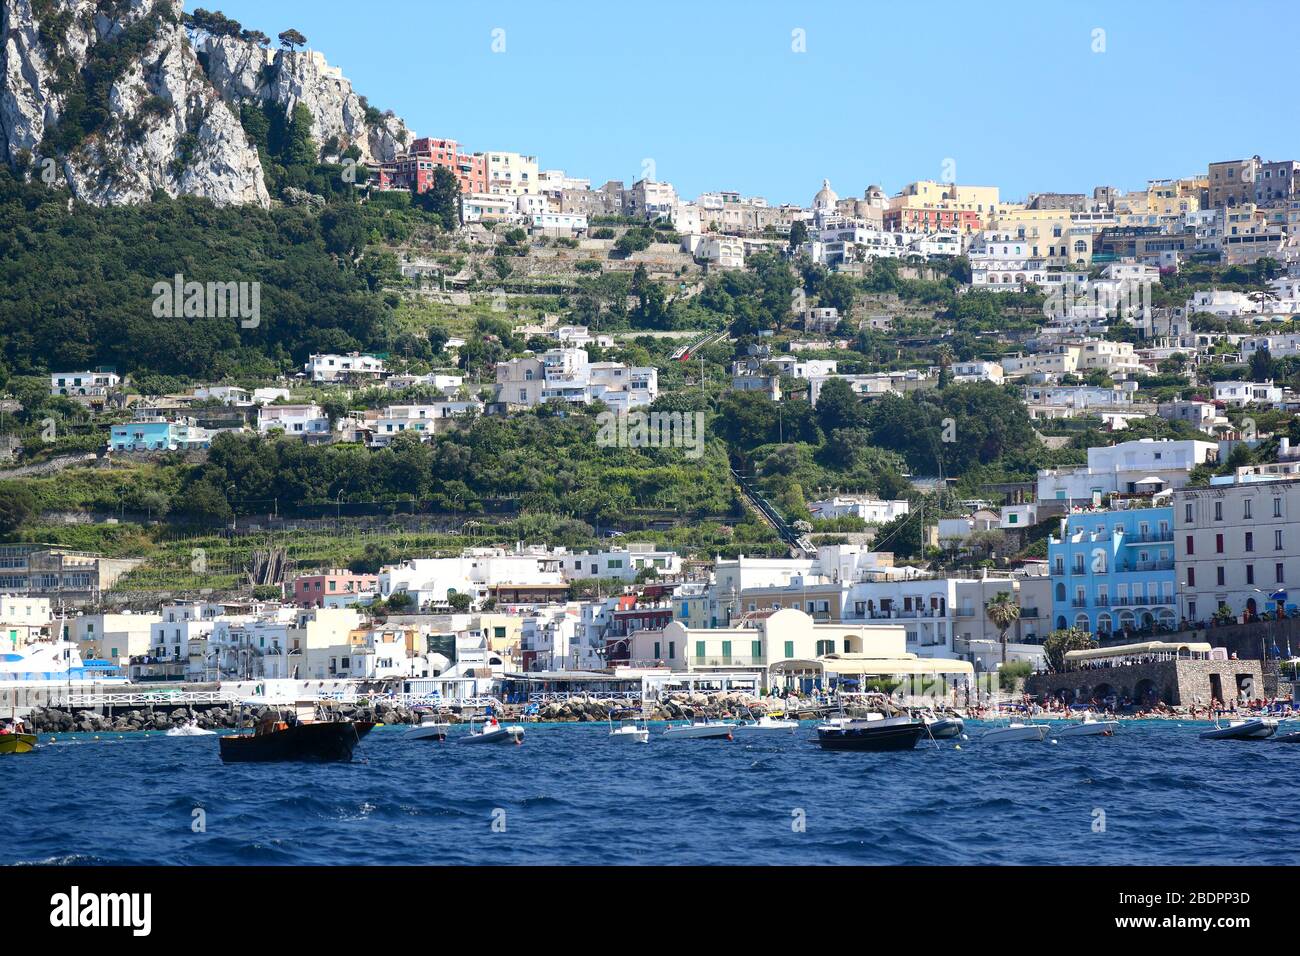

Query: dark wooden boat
[219,704,374,763]
[816,715,925,751]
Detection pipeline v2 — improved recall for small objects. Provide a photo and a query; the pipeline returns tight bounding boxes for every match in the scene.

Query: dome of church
[813,178,839,210]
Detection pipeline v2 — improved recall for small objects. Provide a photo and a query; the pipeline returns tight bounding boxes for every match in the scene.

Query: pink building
[292,570,379,608]
[380,138,487,195]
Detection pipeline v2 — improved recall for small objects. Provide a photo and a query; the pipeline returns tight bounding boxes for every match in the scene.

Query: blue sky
[199,0,1298,206]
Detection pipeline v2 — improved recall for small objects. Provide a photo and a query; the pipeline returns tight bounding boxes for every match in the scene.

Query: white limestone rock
[0,0,268,207]
[201,33,412,166]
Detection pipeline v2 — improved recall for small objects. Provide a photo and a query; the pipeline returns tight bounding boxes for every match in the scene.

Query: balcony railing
[1107,595,1175,606]
[688,656,764,668]
[1122,531,1173,544]
[857,609,948,621]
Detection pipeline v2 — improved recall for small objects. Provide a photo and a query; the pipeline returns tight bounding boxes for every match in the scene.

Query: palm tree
[984,591,1021,665]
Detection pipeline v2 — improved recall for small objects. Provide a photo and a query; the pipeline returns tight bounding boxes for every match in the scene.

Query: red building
[380,137,487,195]
[291,570,379,607]
[884,206,981,233]
[604,603,673,664]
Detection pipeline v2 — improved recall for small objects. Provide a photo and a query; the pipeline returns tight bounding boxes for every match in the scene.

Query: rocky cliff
[199,33,411,166]
[0,0,414,207]
[0,0,269,206]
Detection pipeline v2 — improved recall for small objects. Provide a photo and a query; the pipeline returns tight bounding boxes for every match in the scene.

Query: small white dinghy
[608,711,650,744]
[165,721,215,737]
[982,719,1050,743]
[1199,714,1278,741]
[733,712,799,737]
[405,711,451,741]
[1054,711,1119,738]
[455,715,525,745]
[662,718,735,740]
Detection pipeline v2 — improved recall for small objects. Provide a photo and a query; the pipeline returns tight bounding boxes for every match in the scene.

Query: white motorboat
[733,713,799,737]
[1199,715,1278,741]
[608,712,650,744]
[921,714,965,739]
[455,716,524,745]
[165,721,214,737]
[0,639,127,690]
[662,719,735,740]
[1054,711,1119,738]
[981,719,1050,743]
[405,712,451,741]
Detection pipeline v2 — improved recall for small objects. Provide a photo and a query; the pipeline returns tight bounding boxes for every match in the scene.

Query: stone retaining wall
[1025,659,1266,706]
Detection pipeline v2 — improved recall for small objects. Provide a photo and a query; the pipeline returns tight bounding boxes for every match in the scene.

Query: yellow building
[71,612,160,667]
[887,179,1002,231]
[988,207,1093,266]
[293,607,364,679]
[895,179,1000,212]
[628,608,971,691]
[475,612,523,667]
[1114,180,1201,223]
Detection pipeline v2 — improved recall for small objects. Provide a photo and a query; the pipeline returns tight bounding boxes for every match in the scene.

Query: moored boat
[733,711,799,737]
[662,718,735,740]
[0,717,36,755]
[1199,715,1278,741]
[922,714,965,739]
[608,710,650,744]
[0,639,126,690]
[404,710,451,741]
[816,713,925,751]
[455,715,524,745]
[1054,711,1119,738]
[981,719,1051,743]
[219,702,373,763]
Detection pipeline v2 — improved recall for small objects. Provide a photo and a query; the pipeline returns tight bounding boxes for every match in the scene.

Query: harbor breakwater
[22,690,826,734]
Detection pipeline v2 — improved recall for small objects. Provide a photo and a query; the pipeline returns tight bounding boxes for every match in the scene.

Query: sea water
[3,720,1295,865]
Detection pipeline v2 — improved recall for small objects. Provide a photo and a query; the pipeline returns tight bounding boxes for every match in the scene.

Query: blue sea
[3,720,1297,865]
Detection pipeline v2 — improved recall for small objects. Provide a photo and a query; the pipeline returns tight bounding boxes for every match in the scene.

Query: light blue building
[1047,504,1177,638]
[110,418,212,452]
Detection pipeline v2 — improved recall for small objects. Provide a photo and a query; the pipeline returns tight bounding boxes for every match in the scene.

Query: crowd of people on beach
[982,692,1297,721]
[739,677,1299,722]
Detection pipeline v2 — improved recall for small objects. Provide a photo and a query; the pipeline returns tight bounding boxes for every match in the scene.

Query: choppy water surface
[4,720,1296,865]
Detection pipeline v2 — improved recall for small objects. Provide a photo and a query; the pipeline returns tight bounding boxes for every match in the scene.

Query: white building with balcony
[305,353,387,383]
[807,497,910,524]
[369,402,481,445]
[147,602,227,674]
[257,404,332,439]
[1212,380,1284,407]
[1037,438,1217,503]
[951,361,1004,384]
[379,548,567,609]
[494,348,656,410]
[558,545,681,582]
[51,371,119,399]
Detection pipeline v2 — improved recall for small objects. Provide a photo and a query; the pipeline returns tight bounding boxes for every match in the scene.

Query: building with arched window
[1048,504,1176,639]
[627,608,930,691]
